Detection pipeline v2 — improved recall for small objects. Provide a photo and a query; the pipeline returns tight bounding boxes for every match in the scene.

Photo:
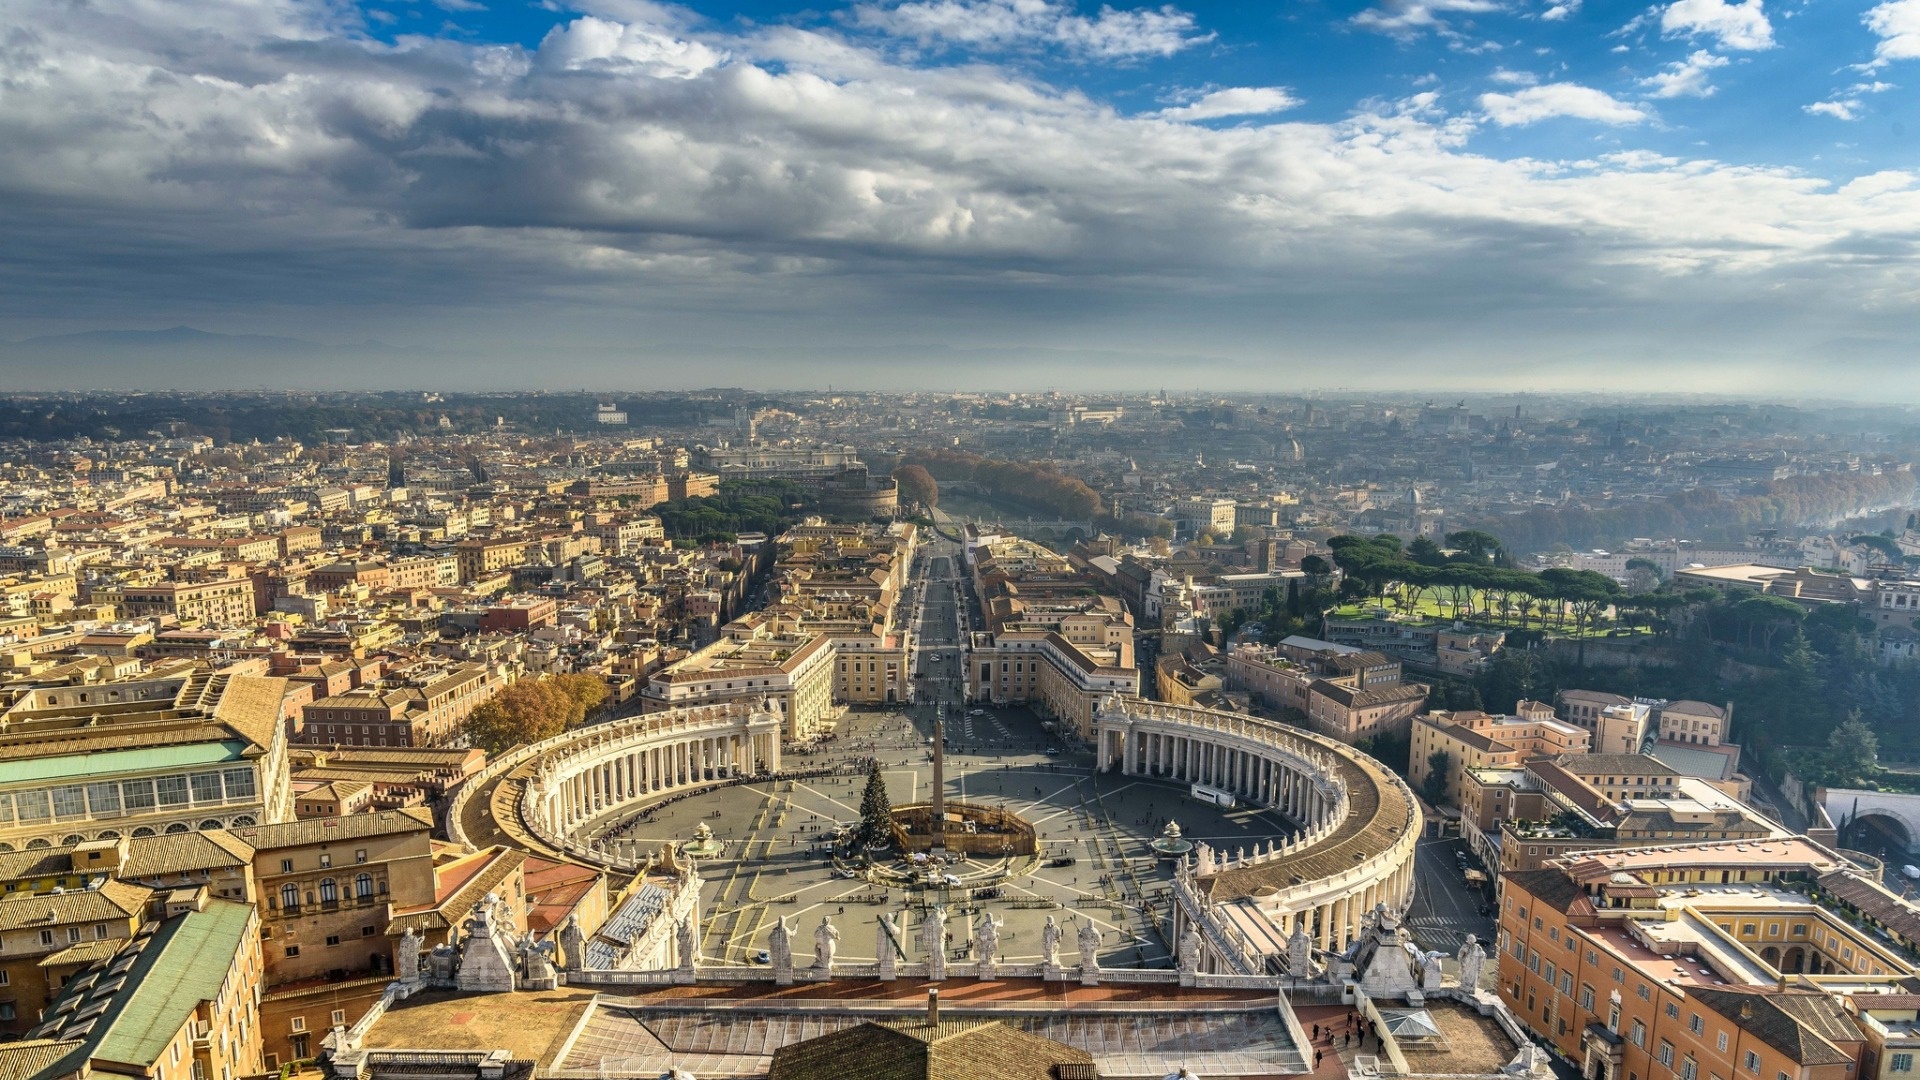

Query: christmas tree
[856,761,893,851]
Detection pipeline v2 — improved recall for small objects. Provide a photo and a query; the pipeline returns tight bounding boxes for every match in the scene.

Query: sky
[1,0,1918,394]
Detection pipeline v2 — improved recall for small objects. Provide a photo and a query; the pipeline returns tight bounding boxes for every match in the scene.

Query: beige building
[641,629,836,739]
[0,672,292,850]
[0,875,152,1035]
[21,895,265,1080]
[231,806,437,986]
[1409,707,1590,807]
[107,577,255,626]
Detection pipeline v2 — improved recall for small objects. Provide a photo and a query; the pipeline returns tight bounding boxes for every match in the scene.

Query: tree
[1408,535,1447,567]
[893,465,939,509]
[461,674,608,754]
[1445,530,1503,562]
[1826,711,1880,787]
[1851,534,1904,564]
[855,761,894,850]
[1300,554,1332,584]
[1422,750,1454,807]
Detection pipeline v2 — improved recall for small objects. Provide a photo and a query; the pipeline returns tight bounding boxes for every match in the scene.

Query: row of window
[0,769,257,824]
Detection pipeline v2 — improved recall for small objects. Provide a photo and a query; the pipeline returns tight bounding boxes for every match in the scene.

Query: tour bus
[1190,783,1237,809]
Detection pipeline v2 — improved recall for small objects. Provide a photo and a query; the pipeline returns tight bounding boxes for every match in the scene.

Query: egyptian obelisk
[930,716,946,850]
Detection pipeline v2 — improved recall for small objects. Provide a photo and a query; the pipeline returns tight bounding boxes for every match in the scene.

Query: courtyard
[583,706,1299,969]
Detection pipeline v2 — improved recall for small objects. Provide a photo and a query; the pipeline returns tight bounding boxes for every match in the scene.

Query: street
[1406,835,1497,959]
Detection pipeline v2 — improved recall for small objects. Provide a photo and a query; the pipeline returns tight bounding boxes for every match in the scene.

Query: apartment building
[0,877,152,1035]
[1659,701,1729,746]
[453,536,530,583]
[230,807,437,986]
[1496,840,1902,1080]
[108,577,255,626]
[1410,706,1591,807]
[1498,756,1783,873]
[296,663,500,748]
[23,895,265,1080]
[1226,638,1430,742]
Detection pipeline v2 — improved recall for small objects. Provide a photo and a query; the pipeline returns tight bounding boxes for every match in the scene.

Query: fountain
[1151,820,1195,860]
[680,821,726,859]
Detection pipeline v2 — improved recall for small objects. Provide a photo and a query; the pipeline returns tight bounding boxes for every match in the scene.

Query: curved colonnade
[448,703,782,869]
[1093,697,1422,976]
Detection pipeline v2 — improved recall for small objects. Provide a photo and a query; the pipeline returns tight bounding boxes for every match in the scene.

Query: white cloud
[1866,0,1920,66]
[1156,87,1301,121]
[537,16,726,76]
[1479,82,1650,124]
[1659,0,1774,50]
[1351,0,1504,37]
[1806,99,1862,119]
[1541,0,1580,20]
[851,0,1210,58]
[1640,49,1729,96]
[1490,67,1538,83]
[4,0,1920,378]
[434,0,487,11]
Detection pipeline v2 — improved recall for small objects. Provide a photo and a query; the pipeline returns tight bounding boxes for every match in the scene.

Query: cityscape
[0,391,1919,1080]
[6,0,1920,1073]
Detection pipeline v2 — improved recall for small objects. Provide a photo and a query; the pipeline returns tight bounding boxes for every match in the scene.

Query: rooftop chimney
[927,988,940,1025]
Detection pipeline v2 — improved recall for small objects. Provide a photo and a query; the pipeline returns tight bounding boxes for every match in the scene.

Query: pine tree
[857,762,893,850]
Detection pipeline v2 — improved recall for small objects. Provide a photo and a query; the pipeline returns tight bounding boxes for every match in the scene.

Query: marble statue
[770,916,794,984]
[877,911,900,979]
[1421,949,1444,991]
[1076,919,1101,972]
[922,905,948,981]
[676,915,697,973]
[1178,927,1201,976]
[1041,915,1061,968]
[519,938,558,989]
[398,927,423,982]
[557,914,586,971]
[814,915,840,973]
[975,911,1003,972]
[1458,934,1487,990]
[1287,925,1314,978]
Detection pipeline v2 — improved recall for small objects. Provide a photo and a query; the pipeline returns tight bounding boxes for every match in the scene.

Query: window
[285,945,301,958]
[1664,1002,1677,1018]
[67,927,81,943]
[1561,971,1574,995]
[319,853,332,869]
[1690,1014,1704,1035]
[1614,967,1625,983]
[1638,984,1652,1001]
[0,1004,14,1022]
[155,775,189,807]
[281,859,294,874]
[189,773,223,804]
[1890,1057,1912,1075]
[1632,1021,1647,1048]
[93,923,107,939]
[355,873,373,898]
[355,848,368,864]
[1660,1043,1675,1068]
[319,879,338,904]
[331,1009,347,1025]
[1719,1034,1729,1052]
[281,883,299,910]
[1683,1060,1698,1080]
[39,930,54,946]
[325,935,340,947]
[1744,1052,1761,1073]
[290,1017,307,1032]
[1581,986,1595,1010]
[0,970,9,985]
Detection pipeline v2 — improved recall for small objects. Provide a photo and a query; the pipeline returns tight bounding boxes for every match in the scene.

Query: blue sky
[358,0,1910,172]
[0,0,1917,393]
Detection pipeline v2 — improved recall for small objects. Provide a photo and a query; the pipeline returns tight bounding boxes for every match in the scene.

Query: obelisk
[931,716,946,851]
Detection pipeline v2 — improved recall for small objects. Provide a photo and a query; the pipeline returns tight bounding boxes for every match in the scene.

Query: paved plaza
[590,707,1299,968]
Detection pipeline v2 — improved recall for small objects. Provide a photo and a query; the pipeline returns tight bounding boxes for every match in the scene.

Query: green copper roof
[0,741,248,787]
[90,899,254,1068]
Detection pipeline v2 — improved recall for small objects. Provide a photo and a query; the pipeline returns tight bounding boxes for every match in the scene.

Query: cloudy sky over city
[2,0,1918,392]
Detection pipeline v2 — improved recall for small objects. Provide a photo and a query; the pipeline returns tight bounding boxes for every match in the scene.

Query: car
[753,950,771,965]
[1903,865,1920,880]
[839,868,863,879]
